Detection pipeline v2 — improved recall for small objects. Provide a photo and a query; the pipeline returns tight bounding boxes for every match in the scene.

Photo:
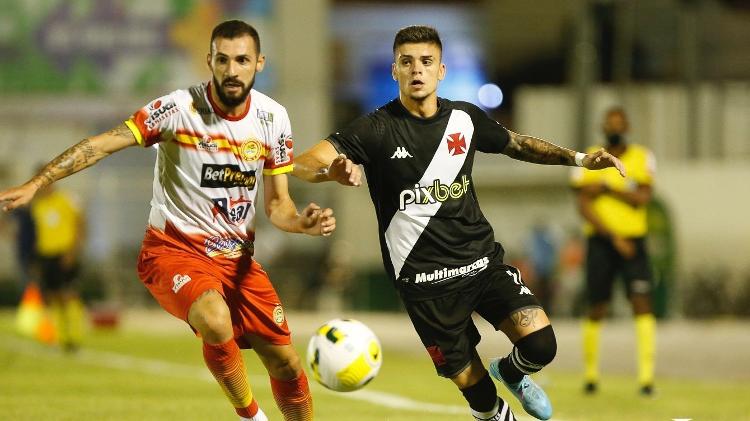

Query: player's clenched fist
[299,202,336,236]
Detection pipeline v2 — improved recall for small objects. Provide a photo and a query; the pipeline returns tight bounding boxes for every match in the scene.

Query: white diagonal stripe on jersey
[385,110,474,278]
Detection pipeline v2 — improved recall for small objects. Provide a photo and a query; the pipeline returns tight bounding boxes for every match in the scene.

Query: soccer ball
[306,318,382,392]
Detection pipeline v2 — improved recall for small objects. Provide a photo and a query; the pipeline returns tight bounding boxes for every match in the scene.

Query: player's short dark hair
[393,25,442,56]
[210,20,261,54]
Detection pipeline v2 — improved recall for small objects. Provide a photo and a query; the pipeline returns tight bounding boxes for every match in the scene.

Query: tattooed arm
[502,130,578,165]
[502,130,626,176]
[0,123,137,211]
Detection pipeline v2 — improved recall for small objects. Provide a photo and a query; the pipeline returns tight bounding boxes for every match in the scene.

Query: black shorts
[36,255,79,292]
[402,264,541,378]
[585,236,652,304]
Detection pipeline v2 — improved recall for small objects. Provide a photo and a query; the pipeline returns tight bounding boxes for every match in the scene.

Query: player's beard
[606,132,624,146]
[214,75,254,108]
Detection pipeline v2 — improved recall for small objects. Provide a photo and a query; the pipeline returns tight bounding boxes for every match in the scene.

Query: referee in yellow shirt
[31,183,86,352]
[571,107,656,396]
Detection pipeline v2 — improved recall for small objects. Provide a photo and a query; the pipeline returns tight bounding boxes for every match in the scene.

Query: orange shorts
[137,235,290,349]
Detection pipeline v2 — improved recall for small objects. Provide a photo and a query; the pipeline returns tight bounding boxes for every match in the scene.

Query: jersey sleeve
[125,93,180,147]
[263,109,294,176]
[326,114,376,165]
[468,104,510,154]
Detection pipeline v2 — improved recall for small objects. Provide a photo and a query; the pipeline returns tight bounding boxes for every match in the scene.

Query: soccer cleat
[583,381,598,395]
[489,358,552,420]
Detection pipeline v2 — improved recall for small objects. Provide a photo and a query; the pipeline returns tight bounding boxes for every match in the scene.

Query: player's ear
[256,53,266,72]
[438,62,446,81]
[206,52,212,70]
[391,62,397,81]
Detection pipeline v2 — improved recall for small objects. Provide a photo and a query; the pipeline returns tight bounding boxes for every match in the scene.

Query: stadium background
[0,1,748,420]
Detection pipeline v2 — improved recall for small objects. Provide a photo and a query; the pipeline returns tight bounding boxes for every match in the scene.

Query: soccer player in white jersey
[294,26,625,421]
[0,20,331,421]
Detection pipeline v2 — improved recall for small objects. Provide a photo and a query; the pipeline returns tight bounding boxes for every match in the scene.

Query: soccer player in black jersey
[294,26,625,421]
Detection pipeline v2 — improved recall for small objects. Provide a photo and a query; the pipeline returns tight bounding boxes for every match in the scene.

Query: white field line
[0,335,558,420]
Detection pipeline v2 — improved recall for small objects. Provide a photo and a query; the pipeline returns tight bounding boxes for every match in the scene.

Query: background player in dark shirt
[294,26,624,421]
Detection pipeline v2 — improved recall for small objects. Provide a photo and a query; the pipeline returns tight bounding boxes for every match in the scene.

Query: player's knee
[189,296,232,342]
[268,352,302,380]
[450,359,486,389]
[198,313,233,343]
[516,325,557,367]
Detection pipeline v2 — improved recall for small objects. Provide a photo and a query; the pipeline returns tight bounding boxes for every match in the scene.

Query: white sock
[471,397,515,421]
[239,407,268,421]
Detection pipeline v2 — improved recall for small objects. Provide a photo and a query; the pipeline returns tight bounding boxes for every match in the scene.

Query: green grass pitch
[1,310,748,420]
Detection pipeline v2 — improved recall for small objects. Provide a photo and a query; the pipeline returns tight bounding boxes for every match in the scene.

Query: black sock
[498,355,524,384]
[461,372,498,413]
[499,325,557,384]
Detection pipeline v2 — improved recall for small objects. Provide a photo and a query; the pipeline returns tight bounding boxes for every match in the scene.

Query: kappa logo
[390,146,413,159]
[172,274,192,293]
[507,269,533,295]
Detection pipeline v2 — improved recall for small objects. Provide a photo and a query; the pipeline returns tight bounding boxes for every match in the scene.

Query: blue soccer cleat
[489,358,553,421]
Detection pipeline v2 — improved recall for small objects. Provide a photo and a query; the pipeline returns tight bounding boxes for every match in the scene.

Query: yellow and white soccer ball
[306,318,382,392]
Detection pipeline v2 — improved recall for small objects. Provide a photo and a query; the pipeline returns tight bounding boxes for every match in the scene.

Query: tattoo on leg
[510,308,538,328]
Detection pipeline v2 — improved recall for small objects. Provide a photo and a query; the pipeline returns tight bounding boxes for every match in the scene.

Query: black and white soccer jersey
[327,98,511,300]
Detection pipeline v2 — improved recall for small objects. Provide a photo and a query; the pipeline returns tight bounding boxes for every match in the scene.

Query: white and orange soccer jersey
[125,82,293,260]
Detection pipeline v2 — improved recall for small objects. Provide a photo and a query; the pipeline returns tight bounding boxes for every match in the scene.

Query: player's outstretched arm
[293,140,361,186]
[0,123,137,211]
[263,173,336,236]
[502,130,626,177]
